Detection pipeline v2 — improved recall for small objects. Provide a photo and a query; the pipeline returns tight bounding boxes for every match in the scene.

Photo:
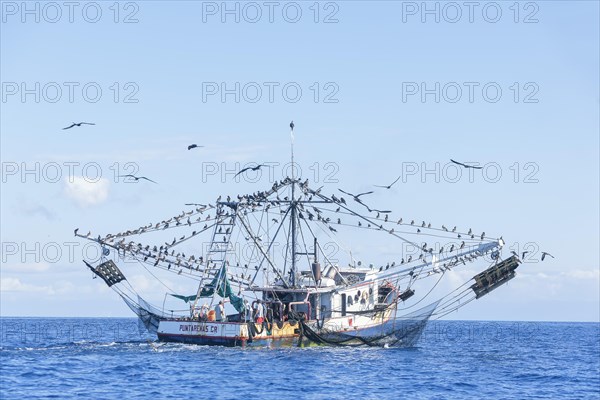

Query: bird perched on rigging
[62,122,95,130]
[450,159,483,169]
[187,144,204,150]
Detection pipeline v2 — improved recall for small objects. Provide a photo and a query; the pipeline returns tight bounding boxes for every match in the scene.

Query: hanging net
[296,300,440,348]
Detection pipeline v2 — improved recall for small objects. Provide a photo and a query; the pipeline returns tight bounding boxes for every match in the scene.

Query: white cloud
[64,176,110,207]
[563,269,600,280]
[518,268,600,282]
[0,277,54,294]
[0,276,93,297]
[1,262,51,273]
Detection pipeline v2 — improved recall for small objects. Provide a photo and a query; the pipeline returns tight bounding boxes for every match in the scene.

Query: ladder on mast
[191,202,238,310]
[205,202,238,277]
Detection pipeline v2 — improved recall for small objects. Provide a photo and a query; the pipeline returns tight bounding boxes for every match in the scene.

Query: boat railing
[289,292,311,320]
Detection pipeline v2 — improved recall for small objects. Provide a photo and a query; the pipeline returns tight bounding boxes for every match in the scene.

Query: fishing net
[122,294,170,334]
[296,300,440,348]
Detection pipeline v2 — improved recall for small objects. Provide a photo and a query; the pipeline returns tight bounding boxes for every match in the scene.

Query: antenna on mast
[290,120,295,181]
[289,120,297,287]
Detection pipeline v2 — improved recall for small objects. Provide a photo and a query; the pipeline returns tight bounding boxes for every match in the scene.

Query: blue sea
[1,318,598,399]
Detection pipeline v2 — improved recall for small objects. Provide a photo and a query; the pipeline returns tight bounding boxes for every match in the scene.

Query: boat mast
[290,121,297,287]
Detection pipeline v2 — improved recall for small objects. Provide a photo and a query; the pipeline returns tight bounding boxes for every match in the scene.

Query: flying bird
[541,252,554,261]
[235,164,267,178]
[338,189,373,203]
[374,175,401,189]
[187,144,204,150]
[63,122,95,130]
[450,159,483,169]
[367,207,391,214]
[290,121,295,130]
[119,174,157,184]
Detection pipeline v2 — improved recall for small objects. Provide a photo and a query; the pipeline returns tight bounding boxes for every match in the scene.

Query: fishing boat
[79,128,522,348]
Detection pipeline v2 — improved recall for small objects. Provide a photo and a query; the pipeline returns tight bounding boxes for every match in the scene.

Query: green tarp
[169,294,197,303]
[169,266,244,313]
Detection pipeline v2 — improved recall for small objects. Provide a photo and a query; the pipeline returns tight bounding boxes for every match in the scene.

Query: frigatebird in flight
[63,122,95,130]
[367,207,392,214]
[119,174,157,184]
[541,252,555,261]
[338,189,373,203]
[374,175,401,189]
[188,144,204,150]
[450,159,483,169]
[235,164,267,178]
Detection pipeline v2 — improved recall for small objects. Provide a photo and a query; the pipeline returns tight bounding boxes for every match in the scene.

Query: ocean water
[0,318,598,399]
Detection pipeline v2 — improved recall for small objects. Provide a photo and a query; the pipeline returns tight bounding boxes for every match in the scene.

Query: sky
[1,0,598,322]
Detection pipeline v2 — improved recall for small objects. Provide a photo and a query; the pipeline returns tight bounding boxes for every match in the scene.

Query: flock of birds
[62,120,484,184]
[75,173,553,289]
[62,121,205,184]
[61,121,280,182]
[72,120,553,284]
